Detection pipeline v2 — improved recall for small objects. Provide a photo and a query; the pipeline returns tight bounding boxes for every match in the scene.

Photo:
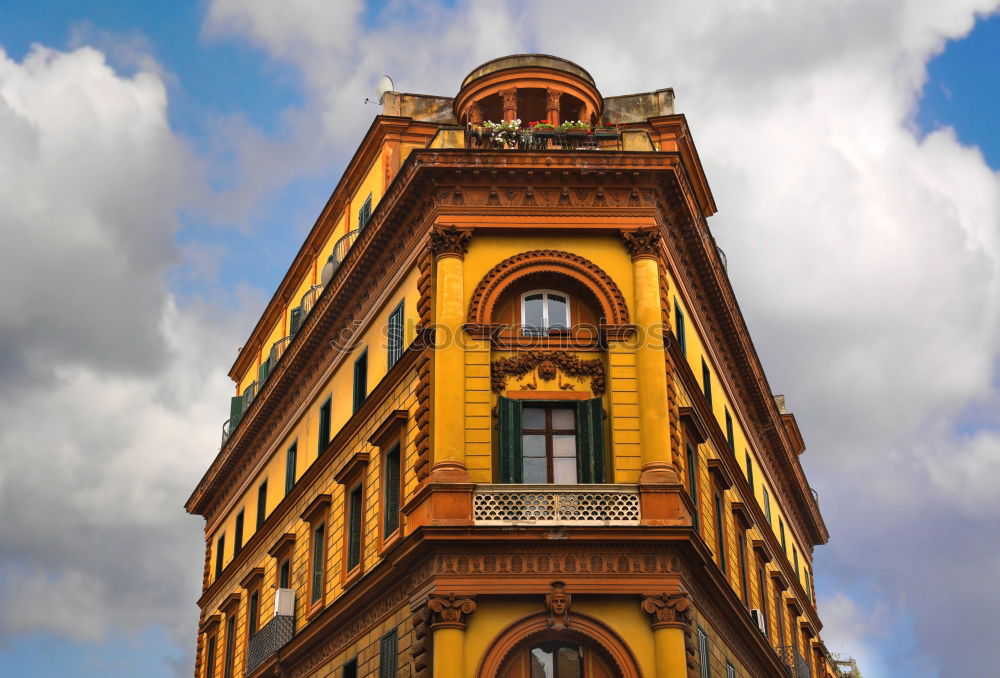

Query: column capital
[430,225,472,259]
[622,228,662,260]
[641,591,692,630]
[428,592,476,630]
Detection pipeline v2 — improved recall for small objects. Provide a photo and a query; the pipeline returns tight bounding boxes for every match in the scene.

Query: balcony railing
[473,484,640,526]
[777,646,811,678]
[465,127,622,151]
[245,613,294,676]
[299,284,323,316]
[221,380,257,445]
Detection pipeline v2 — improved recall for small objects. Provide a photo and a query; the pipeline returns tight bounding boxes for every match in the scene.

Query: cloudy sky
[1,1,998,676]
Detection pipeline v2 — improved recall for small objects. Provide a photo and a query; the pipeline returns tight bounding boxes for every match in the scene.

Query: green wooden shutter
[258,359,270,384]
[576,398,605,483]
[229,396,243,420]
[289,306,303,335]
[497,396,523,483]
[384,445,400,535]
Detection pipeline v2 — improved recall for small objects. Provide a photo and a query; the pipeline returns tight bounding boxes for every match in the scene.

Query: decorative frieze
[491,350,606,396]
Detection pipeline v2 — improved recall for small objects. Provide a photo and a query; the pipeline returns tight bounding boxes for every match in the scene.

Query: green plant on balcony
[559,120,591,134]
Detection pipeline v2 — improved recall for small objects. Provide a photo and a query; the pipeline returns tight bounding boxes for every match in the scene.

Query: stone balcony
[472,484,641,526]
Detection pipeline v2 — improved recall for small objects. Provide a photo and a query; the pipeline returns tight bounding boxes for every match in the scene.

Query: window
[310,521,326,605]
[318,398,332,454]
[804,569,811,602]
[383,443,401,538]
[763,486,771,526]
[726,660,736,678]
[674,299,686,356]
[793,547,799,578]
[497,397,604,484]
[775,586,785,645]
[738,531,749,604]
[379,629,397,678]
[686,442,699,532]
[745,452,754,494]
[725,409,734,452]
[521,290,570,336]
[223,614,235,678]
[247,589,259,639]
[528,642,583,678]
[205,634,217,678]
[714,490,727,573]
[342,657,358,678]
[757,558,769,639]
[285,442,298,495]
[702,359,712,408]
[278,557,290,589]
[215,535,225,578]
[353,350,367,413]
[387,300,405,369]
[697,625,710,678]
[779,518,786,554]
[347,484,363,571]
[233,510,244,557]
[256,481,268,530]
[358,193,373,231]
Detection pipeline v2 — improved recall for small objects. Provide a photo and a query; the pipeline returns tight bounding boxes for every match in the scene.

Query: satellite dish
[375,74,394,103]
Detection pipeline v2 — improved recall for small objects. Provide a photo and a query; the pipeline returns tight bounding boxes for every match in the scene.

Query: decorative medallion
[491,351,606,396]
[546,581,572,630]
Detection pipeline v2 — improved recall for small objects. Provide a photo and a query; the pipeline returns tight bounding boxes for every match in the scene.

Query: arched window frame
[520,289,572,336]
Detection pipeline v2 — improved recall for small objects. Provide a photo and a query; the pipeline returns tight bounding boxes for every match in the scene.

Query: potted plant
[560,120,591,135]
[595,121,618,137]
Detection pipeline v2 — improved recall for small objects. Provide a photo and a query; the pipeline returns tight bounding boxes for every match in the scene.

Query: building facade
[186,54,844,678]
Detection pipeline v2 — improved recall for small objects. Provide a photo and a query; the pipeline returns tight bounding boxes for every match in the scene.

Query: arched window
[498,637,617,678]
[521,290,570,336]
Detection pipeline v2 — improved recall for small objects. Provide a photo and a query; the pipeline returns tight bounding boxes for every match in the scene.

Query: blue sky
[1,2,999,677]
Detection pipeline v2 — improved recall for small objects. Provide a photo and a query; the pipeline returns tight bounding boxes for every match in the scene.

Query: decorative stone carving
[621,228,662,259]
[499,87,518,112]
[491,350,606,396]
[429,225,471,258]
[427,592,476,629]
[546,581,572,630]
[545,88,562,111]
[640,592,692,629]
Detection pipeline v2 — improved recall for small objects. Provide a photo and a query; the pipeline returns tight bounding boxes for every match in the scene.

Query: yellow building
[186,54,844,678]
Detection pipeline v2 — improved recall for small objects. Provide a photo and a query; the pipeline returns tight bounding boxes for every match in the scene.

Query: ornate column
[467,100,483,125]
[499,87,518,122]
[402,225,474,528]
[545,87,562,125]
[641,592,694,678]
[428,593,476,678]
[622,229,687,525]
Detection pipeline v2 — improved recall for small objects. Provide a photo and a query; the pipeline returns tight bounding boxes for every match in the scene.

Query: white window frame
[520,289,571,335]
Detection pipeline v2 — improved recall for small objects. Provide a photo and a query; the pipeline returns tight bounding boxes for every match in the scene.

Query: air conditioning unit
[750,609,767,636]
[274,587,295,617]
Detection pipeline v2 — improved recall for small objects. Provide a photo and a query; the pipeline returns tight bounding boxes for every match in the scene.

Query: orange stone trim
[467,249,630,326]
[477,611,642,678]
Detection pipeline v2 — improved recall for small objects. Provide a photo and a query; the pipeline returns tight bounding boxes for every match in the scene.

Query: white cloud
[200,1,1000,675]
[0,43,247,672]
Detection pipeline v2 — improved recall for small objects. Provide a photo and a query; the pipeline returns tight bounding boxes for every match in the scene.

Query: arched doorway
[478,612,642,678]
[498,633,618,678]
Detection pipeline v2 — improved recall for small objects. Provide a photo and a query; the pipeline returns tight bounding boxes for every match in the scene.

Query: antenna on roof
[364,74,394,105]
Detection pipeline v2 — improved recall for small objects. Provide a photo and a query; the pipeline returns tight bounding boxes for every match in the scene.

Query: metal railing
[221,381,257,446]
[245,614,294,676]
[465,128,622,151]
[777,646,811,678]
[299,284,323,316]
[269,336,290,368]
[473,484,640,526]
[330,229,359,272]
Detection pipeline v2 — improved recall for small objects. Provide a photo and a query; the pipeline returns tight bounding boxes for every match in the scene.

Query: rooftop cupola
[454,54,604,126]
